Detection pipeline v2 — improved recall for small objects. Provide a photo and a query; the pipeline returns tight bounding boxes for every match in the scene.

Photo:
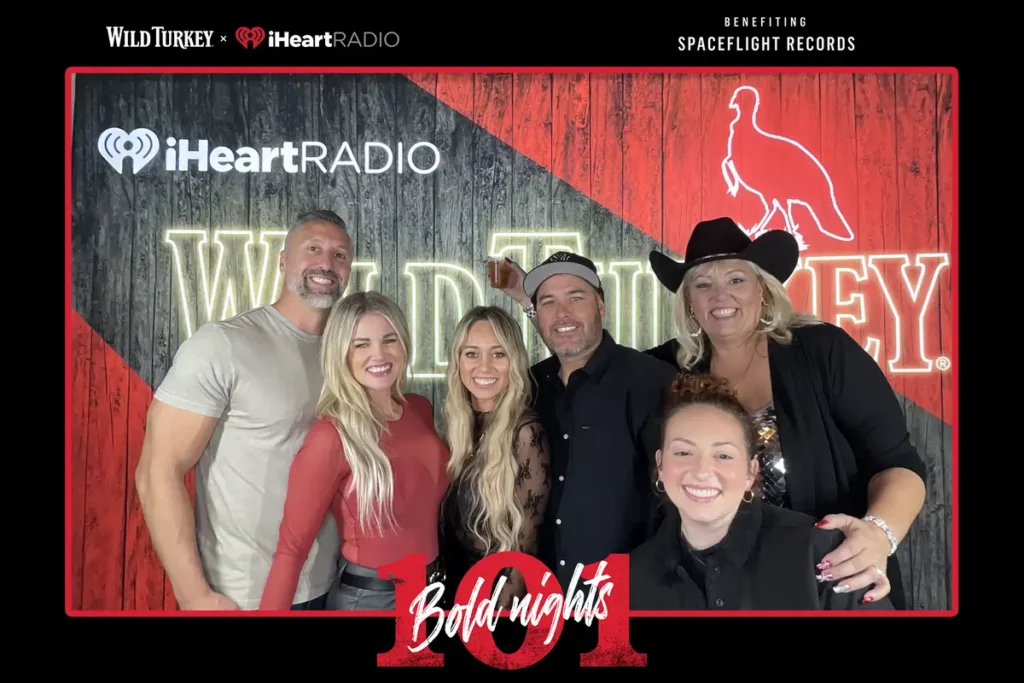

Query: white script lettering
[406,561,614,653]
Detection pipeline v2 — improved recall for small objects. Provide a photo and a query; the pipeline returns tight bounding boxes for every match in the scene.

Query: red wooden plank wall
[412,72,954,422]
[68,71,955,612]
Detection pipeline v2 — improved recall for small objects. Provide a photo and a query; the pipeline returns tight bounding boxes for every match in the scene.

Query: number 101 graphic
[375,552,645,669]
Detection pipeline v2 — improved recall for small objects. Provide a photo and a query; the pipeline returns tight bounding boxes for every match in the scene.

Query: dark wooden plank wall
[69,72,955,612]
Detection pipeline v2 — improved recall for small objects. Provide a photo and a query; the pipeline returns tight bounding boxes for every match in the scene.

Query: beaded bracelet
[863,515,898,556]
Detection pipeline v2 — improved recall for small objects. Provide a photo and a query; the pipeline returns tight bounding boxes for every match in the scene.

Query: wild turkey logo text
[105,26,214,49]
[162,228,951,376]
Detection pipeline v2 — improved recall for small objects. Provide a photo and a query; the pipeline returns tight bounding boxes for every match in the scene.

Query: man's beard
[287,269,343,309]
[546,320,597,359]
[554,337,592,358]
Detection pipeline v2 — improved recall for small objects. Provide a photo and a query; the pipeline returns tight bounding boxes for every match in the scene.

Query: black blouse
[629,499,894,611]
[439,410,551,605]
[644,322,928,609]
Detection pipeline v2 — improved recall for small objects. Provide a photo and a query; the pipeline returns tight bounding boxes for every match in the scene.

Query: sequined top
[752,401,789,509]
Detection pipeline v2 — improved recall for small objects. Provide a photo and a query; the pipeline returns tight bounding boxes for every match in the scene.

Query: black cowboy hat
[649,217,799,293]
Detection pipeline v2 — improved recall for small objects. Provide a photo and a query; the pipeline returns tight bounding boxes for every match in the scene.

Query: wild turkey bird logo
[721,85,856,251]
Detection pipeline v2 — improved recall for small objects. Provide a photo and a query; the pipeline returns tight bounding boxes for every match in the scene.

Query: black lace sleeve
[501,418,551,605]
[513,419,551,555]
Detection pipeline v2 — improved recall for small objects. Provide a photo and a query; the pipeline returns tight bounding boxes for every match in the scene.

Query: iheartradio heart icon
[97,127,160,174]
[235,26,266,48]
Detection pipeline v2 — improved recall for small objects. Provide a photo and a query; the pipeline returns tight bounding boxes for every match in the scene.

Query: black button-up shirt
[530,330,677,591]
[628,499,894,610]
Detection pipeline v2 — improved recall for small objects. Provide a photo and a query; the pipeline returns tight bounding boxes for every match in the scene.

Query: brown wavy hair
[660,373,758,461]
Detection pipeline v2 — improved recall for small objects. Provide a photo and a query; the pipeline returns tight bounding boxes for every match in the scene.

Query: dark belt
[339,557,446,593]
[339,570,396,592]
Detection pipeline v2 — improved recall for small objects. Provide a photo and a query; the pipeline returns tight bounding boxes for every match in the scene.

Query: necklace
[733,349,757,391]
[714,342,759,392]
[682,533,711,566]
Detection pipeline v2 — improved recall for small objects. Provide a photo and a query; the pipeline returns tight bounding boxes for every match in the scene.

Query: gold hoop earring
[688,308,703,338]
[655,479,665,493]
[759,297,772,327]
[742,489,754,503]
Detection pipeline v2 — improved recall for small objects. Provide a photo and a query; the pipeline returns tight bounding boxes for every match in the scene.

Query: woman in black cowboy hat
[647,217,926,610]
[496,217,927,610]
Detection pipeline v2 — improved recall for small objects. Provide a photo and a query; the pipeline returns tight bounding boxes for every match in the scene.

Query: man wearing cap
[511,251,677,591]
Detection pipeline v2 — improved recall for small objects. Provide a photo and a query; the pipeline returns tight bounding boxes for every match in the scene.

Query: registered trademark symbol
[935,356,951,371]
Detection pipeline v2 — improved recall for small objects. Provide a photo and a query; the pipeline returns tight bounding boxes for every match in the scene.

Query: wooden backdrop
[69,71,955,612]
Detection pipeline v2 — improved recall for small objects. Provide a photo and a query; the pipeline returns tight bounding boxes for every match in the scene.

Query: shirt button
[563,433,569,440]
[559,560,566,566]
[715,598,724,607]
[714,566,721,574]
[556,519,562,525]
[558,475,564,482]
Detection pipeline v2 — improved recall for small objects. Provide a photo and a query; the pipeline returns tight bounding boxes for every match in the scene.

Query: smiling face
[281,220,353,309]
[685,259,763,343]
[656,403,759,529]
[534,274,605,360]
[458,320,510,413]
[347,312,406,393]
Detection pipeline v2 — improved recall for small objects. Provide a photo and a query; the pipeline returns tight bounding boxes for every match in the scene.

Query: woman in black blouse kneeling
[629,374,892,611]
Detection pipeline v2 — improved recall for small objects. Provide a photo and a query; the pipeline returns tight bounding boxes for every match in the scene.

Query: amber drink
[487,257,512,289]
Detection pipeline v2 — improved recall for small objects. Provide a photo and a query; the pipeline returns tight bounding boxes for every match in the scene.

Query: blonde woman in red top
[260,291,450,611]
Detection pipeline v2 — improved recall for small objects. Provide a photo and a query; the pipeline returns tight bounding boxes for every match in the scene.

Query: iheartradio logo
[235,26,265,48]
[96,126,443,176]
[97,127,160,174]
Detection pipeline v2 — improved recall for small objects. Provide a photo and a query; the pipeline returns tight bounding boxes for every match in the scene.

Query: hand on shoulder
[810,523,847,556]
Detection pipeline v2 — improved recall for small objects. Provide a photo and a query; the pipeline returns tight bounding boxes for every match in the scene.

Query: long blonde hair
[672,260,821,370]
[317,291,412,535]
[442,306,534,554]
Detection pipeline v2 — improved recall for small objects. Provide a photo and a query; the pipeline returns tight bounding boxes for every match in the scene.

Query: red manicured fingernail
[815,520,828,527]
[862,597,874,603]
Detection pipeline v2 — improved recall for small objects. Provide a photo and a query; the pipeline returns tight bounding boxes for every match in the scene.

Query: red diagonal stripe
[407,73,953,423]
[70,309,190,611]
[406,73,672,250]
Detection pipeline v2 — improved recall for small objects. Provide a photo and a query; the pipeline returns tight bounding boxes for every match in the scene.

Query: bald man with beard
[135,209,354,611]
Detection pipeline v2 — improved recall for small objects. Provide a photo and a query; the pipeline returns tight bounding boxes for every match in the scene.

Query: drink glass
[486,257,512,289]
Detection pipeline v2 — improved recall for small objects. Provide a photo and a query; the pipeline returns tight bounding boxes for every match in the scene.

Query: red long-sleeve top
[260,393,450,610]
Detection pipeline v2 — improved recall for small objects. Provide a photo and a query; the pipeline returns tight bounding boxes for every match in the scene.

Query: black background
[57,15,972,672]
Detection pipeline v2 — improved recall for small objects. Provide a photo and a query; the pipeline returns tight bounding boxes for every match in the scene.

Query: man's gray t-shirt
[154,304,339,609]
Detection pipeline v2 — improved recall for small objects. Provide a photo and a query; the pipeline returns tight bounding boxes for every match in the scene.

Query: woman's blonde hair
[316,290,412,535]
[442,306,534,554]
[672,259,821,370]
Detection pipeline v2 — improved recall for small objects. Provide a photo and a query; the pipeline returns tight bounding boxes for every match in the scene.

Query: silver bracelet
[863,515,898,556]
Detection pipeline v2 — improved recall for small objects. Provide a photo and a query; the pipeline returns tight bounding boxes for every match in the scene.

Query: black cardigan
[629,499,894,611]
[645,322,927,609]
